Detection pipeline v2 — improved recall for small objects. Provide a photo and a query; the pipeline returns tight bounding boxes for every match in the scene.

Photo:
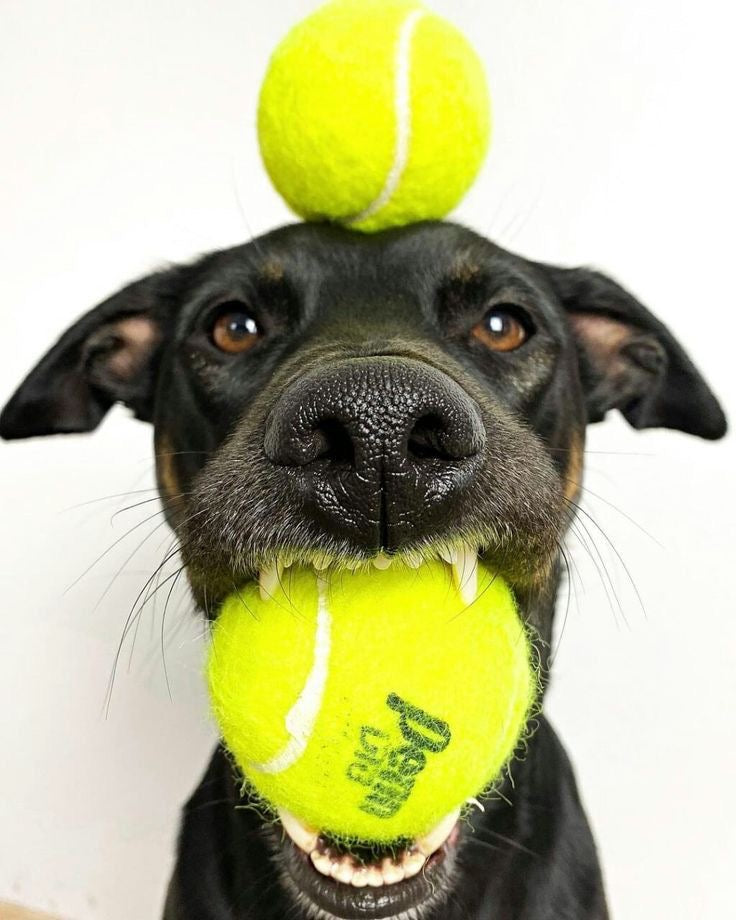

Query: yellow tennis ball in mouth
[207,560,536,845]
[257,0,491,232]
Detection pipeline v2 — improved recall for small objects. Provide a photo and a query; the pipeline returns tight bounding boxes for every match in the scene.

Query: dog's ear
[543,265,727,440]
[0,267,182,440]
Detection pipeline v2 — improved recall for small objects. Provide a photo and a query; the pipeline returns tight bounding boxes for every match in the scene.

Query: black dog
[1,222,726,920]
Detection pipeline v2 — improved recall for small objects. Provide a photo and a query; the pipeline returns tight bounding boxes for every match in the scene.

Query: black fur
[1,222,726,920]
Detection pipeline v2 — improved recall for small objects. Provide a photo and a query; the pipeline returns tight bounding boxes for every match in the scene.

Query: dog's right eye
[211,303,263,354]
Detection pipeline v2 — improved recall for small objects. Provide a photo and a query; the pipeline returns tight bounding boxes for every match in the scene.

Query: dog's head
[1,222,726,919]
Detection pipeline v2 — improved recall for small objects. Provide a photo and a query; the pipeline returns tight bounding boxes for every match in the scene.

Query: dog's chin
[271,809,459,920]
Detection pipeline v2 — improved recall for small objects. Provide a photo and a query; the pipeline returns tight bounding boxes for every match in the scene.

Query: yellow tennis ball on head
[257,0,491,232]
[207,560,536,845]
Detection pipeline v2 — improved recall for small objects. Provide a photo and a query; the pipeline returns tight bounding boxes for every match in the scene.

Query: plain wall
[1,1,734,917]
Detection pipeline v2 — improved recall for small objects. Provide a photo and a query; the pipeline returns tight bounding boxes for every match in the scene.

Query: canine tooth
[405,554,422,569]
[402,849,427,880]
[310,850,333,877]
[313,555,331,571]
[452,546,478,605]
[259,562,283,600]
[381,857,405,885]
[366,865,384,887]
[372,553,392,570]
[438,546,458,565]
[416,809,461,857]
[279,809,318,853]
[351,866,370,887]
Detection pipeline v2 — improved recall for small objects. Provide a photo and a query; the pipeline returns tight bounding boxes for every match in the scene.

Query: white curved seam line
[249,578,331,775]
[345,8,425,226]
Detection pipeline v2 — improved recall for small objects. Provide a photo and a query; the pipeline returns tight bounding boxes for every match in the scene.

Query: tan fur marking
[155,431,183,508]
[564,429,585,503]
[449,255,481,283]
[261,259,285,282]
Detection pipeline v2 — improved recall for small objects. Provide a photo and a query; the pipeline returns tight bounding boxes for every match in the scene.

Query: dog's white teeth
[405,553,422,569]
[350,865,371,888]
[259,562,283,600]
[372,553,392,570]
[402,848,427,880]
[313,554,331,571]
[452,546,478,605]
[416,809,461,857]
[367,864,386,887]
[310,850,334,876]
[307,840,445,887]
[278,809,318,854]
[331,857,355,885]
[381,856,406,884]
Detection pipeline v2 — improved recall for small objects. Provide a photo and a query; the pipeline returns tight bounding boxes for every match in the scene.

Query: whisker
[127,532,178,672]
[551,544,574,662]
[161,566,186,700]
[91,515,171,615]
[109,495,165,525]
[567,498,646,621]
[152,450,212,459]
[565,507,626,628]
[469,826,539,858]
[563,478,664,548]
[60,488,159,513]
[546,447,656,457]
[103,549,185,716]
[64,507,169,594]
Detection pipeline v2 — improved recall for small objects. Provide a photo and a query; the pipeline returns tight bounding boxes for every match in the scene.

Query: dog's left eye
[211,303,263,354]
[472,306,532,353]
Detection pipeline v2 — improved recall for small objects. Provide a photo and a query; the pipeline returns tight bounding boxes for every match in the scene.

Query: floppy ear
[544,266,727,440]
[0,267,181,440]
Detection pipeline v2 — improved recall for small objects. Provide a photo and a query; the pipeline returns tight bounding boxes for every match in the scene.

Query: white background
[1,1,734,918]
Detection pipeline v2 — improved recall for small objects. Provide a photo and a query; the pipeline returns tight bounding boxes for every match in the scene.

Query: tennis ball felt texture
[207,561,535,844]
[257,0,491,232]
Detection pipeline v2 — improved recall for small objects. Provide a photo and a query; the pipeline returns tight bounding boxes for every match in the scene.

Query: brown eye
[472,307,531,353]
[211,303,262,354]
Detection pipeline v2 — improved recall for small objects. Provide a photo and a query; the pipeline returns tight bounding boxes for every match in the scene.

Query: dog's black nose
[264,357,485,551]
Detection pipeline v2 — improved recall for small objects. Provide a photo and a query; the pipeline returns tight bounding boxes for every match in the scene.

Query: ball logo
[346,692,452,820]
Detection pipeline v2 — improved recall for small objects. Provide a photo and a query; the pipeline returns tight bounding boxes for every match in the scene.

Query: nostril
[311,417,355,466]
[407,413,456,461]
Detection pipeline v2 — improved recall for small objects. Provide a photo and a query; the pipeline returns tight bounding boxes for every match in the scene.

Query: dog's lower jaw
[275,841,456,920]
[164,718,608,920]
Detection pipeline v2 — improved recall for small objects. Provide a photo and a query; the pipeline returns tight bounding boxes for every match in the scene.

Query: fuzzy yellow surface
[208,561,535,844]
[257,0,491,232]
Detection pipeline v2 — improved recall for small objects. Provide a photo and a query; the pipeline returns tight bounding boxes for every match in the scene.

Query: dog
[1,221,726,920]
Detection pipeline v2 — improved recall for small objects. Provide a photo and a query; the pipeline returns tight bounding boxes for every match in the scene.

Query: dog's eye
[472,307,532,353]
[211,303,262,354]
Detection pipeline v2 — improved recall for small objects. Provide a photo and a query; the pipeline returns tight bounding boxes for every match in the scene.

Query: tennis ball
[207,560,536,844]
[257,0,491,232]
